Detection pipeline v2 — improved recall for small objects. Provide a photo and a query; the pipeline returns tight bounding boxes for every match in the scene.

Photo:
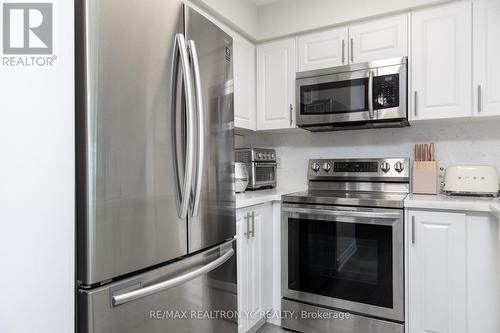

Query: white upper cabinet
[297,27,348,72]
[408,210,466,333]
[349,14,408,64]
[256,38,296,130]
[473,0,500,116]
[411,2,472,120]
[234,36,257,130]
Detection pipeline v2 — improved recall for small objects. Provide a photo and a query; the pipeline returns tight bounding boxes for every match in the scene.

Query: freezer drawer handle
[112,248,234,306]
[187,40,204,217]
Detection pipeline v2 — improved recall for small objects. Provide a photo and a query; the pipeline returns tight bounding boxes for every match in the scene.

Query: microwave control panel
[373,74,399,109]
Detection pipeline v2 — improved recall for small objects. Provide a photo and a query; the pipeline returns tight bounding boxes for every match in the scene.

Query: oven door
[251,162,276,188]
[281,203,404,322]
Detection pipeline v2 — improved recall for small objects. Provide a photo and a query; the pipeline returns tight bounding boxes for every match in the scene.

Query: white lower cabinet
[236,203,274,333]
[407,210,467,333]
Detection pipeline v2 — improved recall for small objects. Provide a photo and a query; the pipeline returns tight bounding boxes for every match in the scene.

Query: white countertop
[236,187,304,209]
[405,194,500,213]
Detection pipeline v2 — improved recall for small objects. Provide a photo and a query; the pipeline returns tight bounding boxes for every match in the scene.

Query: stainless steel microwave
[296,57,408,131]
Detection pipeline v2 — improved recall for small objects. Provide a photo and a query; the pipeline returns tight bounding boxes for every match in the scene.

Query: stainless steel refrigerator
[75,1,236,332]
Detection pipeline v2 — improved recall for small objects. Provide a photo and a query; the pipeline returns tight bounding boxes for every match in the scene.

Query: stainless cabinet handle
[413,91,418,117]
[187,40,204,217]
[171,33,195,219]
[244,213,251,239]
[342,39,345,64]
[112,248,234,306]
[289,104,293,126]
[412,216,416,245]
[350,38,354,63]
[250,211,255,238]
[368,70,374,119]
[478,85,482,113]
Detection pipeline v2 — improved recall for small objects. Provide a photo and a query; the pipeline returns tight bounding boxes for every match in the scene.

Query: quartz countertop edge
[236,187,305,209]
[405,194,500,214]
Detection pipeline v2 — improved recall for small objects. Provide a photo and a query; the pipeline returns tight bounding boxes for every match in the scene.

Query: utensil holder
[412,161,437,194]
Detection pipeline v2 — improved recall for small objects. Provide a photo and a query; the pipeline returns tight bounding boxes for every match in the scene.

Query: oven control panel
[308,158,410,180]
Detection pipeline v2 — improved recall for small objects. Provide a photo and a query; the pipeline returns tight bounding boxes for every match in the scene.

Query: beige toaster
[443,165,499,196]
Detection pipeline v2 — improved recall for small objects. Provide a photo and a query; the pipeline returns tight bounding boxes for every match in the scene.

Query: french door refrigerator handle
[171,33,195,219]
[368,70,374,119]
[187,40,204,217]
[112,248,234,306]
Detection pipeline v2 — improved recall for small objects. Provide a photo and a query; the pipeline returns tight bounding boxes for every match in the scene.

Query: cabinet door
[246,211,262,331]
[234,36,257,130]
[408,210,466,333]
[256,38,296,130]
[473,0,500,116]
[411,2,472,120]
[236,214,248,333]
[297,27,348,72]
[349,14,408,64]
[252,204,274,313]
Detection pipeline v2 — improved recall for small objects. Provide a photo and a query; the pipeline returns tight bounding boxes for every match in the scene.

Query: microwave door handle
[187,40,204,217]
[368,70,374,119]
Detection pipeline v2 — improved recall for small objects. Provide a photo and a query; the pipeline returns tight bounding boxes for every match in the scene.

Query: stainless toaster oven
[235,148,276,190]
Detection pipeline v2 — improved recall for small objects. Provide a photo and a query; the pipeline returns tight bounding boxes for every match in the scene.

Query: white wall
[0,1,75,332]
[190,0,259,40]
[257,0,452,40]
[239,119,500,190]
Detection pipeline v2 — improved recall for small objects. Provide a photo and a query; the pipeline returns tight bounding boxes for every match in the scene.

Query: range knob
[311,162,321,172]
[257,152,263,159]
[322,162,332,172]
[380,161,391,173]
[395,161,405,173]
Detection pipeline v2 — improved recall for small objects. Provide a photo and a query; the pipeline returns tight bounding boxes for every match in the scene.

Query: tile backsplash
[237,119,500,190]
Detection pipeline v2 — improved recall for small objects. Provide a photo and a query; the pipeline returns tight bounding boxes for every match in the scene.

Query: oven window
[255,166,275,182]
[300,78,368,115]
[288,217,393,308]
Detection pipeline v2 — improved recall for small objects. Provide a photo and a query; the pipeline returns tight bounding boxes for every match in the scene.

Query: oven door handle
[253,162,277,166]
[283,206,401,219]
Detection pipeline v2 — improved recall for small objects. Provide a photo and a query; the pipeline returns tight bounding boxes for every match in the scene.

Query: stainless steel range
[281,158,409,333]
